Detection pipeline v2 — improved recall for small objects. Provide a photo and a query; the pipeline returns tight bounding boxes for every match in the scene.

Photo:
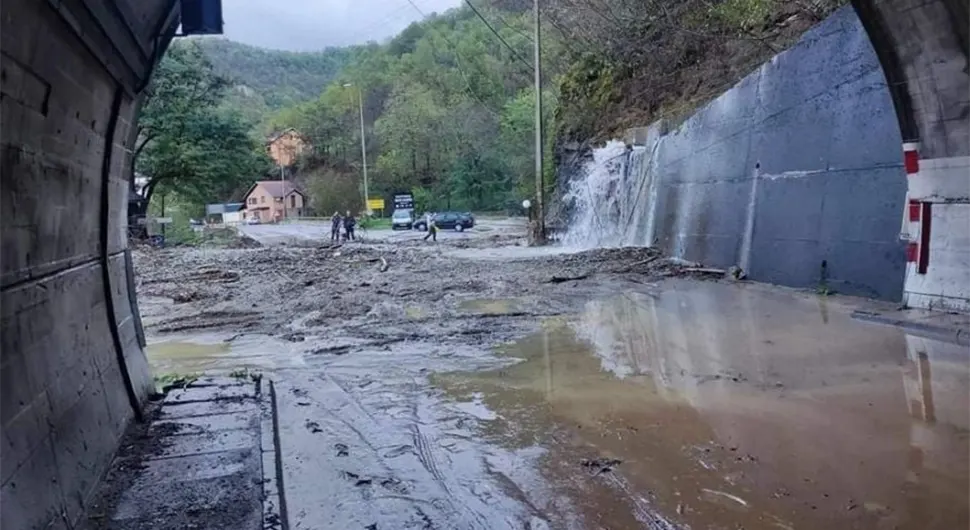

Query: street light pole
[533,0,546,244]
[357,87,370,215]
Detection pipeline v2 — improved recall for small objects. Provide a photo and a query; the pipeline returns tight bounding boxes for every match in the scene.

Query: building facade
[267,128,307,167]
[243,181,306,222]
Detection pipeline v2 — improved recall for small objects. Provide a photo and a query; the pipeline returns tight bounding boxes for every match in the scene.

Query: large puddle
[434,280,970,529]
[146,333,306,374]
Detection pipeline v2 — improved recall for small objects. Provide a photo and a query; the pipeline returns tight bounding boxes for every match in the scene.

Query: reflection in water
[436,280,969,530]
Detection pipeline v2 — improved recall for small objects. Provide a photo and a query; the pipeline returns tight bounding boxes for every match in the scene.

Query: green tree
[135,41,272,214]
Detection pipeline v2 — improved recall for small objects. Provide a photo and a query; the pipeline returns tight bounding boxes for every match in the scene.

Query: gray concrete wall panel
[653,7,908,299]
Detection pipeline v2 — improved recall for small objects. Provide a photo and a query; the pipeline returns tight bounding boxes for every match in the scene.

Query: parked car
[414,211,474,232]
[391,209,414,230]
[246,216,261,225]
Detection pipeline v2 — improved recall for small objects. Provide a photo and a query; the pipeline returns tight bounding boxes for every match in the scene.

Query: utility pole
[345,83,370,215]
[533,0,546,244]
[279,157,286,221]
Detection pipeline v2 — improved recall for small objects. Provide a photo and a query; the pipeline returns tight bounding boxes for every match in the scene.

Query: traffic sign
[367,198,385,211]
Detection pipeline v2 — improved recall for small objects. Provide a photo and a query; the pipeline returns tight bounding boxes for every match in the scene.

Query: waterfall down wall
[562,6,907,300]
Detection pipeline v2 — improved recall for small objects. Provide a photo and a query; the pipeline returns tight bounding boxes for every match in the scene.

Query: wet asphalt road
[137,231,970,530]
[237,217,525,246]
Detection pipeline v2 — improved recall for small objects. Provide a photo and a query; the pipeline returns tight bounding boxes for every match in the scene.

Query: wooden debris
[547,273,590,283]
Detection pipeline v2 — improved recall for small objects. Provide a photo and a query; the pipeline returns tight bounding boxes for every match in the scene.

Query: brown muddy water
[146,333,306,374]
[459,298,523,315]
[435,280,970,530]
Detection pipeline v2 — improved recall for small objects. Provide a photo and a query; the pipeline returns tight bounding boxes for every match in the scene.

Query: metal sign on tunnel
[180,0,224,35]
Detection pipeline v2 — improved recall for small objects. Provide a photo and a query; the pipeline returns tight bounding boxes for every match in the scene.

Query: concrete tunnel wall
[1,1,174,528]
[0,0,966,528]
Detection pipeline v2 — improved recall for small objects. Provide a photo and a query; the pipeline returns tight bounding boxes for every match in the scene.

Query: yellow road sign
[367,198,385,211]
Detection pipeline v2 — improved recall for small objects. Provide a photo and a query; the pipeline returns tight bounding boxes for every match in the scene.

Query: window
[260,196,265,204]
[290,195,296,208]
[249,197,257,205]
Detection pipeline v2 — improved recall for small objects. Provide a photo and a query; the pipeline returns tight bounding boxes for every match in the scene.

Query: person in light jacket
[423,212,437,242]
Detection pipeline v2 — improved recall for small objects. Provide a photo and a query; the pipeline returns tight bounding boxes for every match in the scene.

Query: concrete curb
[851,310,970,346]
[261,378,288,530]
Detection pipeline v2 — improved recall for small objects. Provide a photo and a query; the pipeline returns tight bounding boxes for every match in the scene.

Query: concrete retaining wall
[646,7,908,299]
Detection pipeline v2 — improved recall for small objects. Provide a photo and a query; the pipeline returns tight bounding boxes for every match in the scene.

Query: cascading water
[561,137,663,249]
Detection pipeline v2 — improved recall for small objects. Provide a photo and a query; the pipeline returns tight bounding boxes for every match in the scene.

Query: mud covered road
[134,221,969,530]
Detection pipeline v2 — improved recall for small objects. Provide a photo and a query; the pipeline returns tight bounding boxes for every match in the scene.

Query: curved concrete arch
[853,0,969,156]
[0,0,966,528]
[852,0,970,311]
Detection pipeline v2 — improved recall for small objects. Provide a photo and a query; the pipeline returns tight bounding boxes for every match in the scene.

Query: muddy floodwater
[437,281,970,530]
[135,233,969,529]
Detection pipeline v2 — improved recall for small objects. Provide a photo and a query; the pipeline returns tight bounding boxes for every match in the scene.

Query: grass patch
[154,372,200,393]
[359,217,392,230]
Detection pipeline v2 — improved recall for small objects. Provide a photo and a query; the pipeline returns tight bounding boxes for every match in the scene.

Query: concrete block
[0,349,40,428]
[160,400,259,420]
[0,438,65,530]
[1,390,49,485]
[110,448,261,525]
[2,264,117,407]
[0,144,102,284]
[151,429,259,459]
[98,362,137,442]
[50,375,119,524]
[0,0,43,66]
[153,412,257,436]
[165,383,255,404]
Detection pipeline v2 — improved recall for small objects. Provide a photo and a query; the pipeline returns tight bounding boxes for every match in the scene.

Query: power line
[489,8,534,43]
[401,0,504,118]
[461,0,534,71]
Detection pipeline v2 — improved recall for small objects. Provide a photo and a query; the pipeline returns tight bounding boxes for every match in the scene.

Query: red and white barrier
[899,141,970,312]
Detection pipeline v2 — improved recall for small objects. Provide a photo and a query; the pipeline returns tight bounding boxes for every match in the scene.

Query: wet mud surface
[134,226,969,529]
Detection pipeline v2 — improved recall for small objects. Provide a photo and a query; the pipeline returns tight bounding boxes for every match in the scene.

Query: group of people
[329,210,440,243]
[330,211,357,242]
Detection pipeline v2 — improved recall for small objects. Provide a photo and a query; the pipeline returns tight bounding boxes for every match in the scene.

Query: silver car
[391,209,414,230]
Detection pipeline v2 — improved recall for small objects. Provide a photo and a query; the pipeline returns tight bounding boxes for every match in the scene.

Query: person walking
[330,211,342,242]
[423,212,437,242]
[343,210,357,241]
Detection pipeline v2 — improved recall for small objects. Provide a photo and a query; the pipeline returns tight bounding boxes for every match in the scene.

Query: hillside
[188,38,353,110]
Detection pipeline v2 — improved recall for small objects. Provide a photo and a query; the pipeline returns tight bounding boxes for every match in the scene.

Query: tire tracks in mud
[292,371,521,530]
[405,387,512,530]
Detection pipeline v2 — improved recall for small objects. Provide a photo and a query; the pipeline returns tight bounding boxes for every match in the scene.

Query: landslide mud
[134,231,969,529]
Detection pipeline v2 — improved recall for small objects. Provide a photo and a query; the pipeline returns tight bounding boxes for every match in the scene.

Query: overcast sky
[222,0,463,51]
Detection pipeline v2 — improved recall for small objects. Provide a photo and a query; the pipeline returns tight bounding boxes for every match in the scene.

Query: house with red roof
[242,180,306,223]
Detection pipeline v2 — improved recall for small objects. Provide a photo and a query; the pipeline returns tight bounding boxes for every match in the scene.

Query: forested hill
[190,38,352,110]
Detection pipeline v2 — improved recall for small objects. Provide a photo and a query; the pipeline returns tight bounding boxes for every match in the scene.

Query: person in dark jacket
[330,211,341,242]
[343,210,356,241]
